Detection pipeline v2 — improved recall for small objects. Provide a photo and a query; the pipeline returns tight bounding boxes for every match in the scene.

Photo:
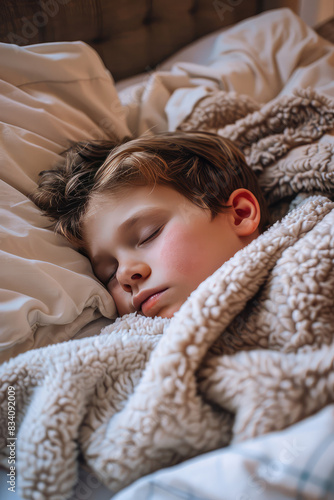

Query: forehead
[85,184,187,220]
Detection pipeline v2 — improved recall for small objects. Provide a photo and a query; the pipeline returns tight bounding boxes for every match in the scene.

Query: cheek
[159,224,205,276]
[108,283,132,315]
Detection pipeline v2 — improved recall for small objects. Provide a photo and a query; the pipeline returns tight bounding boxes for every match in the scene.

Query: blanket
[0,87,334,500]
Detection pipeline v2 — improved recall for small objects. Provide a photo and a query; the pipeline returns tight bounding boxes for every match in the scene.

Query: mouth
[139,289,168,316]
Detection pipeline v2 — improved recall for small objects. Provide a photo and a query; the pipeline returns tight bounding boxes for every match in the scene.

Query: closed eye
[140,226,163,245]
[106,269,117,285]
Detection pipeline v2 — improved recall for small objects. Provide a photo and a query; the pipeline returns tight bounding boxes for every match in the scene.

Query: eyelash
[139,226,162,245]
[106,226,163,285]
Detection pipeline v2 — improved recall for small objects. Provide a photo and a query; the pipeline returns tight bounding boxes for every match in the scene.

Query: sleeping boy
[32,131,270,318]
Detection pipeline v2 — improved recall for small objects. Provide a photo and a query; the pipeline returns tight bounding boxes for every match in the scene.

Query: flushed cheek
[159,224,206,276]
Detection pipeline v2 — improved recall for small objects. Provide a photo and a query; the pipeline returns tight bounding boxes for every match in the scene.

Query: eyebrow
[117,207,167,233]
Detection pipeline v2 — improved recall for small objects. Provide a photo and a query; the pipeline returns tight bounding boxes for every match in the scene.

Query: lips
[133,288,167,315]
[141,290,167,316]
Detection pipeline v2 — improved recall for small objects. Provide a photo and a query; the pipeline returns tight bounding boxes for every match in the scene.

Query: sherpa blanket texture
[0,88,334,500]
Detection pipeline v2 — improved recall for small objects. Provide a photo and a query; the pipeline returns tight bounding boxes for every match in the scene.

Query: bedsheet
[0,41,129,361]
[118,8,334,136]
[113,404,334,500]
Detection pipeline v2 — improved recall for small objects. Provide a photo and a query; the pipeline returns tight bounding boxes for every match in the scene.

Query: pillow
[0,41,131,362]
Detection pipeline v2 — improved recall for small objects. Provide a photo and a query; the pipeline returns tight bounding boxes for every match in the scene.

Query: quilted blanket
[0,87,334,500]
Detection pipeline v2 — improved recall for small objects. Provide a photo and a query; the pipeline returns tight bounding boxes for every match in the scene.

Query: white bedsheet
[113,404,334,500]
[0,41,129,361]
[118,8,334,136]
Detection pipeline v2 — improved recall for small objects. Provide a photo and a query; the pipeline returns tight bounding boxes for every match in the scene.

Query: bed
[0,1,334,499]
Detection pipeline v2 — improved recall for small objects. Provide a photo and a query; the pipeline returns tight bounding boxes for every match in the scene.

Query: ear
[227,188,261,236]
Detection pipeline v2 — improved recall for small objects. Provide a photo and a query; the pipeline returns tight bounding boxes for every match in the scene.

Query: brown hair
[31,131,270,247]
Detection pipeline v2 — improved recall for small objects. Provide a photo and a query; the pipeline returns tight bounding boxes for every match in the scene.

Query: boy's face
[83,185,259,318]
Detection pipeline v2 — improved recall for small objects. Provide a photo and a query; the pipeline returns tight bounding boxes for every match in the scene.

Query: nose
[117,260,151,293]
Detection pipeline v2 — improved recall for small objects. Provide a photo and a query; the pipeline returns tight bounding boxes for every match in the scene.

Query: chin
[157,303,182,319]
[157,312,174,319]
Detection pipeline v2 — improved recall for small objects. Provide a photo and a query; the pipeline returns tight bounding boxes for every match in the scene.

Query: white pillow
[0,41,131,362]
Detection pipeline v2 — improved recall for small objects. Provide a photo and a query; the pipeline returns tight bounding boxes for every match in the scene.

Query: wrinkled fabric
[118,8,334,136]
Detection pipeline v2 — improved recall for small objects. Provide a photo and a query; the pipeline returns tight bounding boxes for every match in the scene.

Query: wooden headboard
[0,0,266,81]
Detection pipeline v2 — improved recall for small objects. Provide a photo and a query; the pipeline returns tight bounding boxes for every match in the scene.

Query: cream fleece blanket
[0,88,334,500]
